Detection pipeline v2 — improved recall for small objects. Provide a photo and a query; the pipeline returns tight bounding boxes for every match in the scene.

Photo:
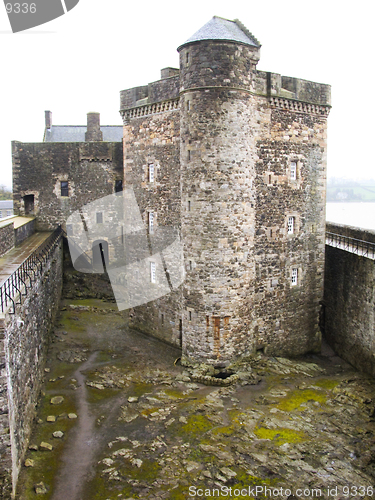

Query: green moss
[211,425,235,436]
[254,426,306,445]
[86,386,121,404]
[277,389,326,411]
[130,382,154,398]
[314,378,340,390]
[179,414,213,439]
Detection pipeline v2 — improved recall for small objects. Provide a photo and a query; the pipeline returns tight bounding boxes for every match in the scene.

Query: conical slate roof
[177,16,261,51]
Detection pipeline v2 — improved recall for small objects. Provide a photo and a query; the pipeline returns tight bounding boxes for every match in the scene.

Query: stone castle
[12,16,331,365]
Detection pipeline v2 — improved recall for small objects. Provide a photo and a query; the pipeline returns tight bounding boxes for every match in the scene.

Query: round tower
[178,17,261,365]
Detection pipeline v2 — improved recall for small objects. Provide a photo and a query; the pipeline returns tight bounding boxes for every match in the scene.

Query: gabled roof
[178,16,261,51]
[44,125,123,143]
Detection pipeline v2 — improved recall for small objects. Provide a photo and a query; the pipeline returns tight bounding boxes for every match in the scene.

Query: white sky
[0,0,374,190]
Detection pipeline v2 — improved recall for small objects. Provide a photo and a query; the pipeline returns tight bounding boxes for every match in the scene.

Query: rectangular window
[290,162,297,180]
[96,212,103,224]
[149,164,155,183]
[61,181,69,197]
[288,216,295,234]
[188,200,191,211]
[6,210,11,217]
[186,100,190,111]
[149,211,154,233]
[150,262,156,283]
[186,52,190,65]
[291,268,298,286]
[189,311,192,321]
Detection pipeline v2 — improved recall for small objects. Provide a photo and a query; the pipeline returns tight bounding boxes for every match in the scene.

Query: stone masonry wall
[324,223,375,377]
[0,239,63,497]
[123,106,182,346]
[12,141,123,231]
[0,223,15,258]
[252,107,328,357]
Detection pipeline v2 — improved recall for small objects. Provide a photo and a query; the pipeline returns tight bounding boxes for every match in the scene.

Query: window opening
[186,52,190,65]
[288,216,295,234]
[187,150,191,161]
[61,181,69,197]
[149,164,155,183]
[189,311,192,321]
[115,179,123,193]
[268,174,272,185]
[149,211,154,233]
[290,162,297,180]
[23,194,34,215]
[188,200,191,211]
[150,262,156,283]
[291,268,298,286]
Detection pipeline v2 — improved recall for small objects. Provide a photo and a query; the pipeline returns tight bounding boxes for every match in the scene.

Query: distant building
[0,200,13,219]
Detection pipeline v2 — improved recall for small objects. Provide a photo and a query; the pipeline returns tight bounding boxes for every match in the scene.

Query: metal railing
[0,226,63,314]
[326,231,375,260]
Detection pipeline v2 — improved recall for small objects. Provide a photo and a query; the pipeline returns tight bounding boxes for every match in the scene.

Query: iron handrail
[0,226,63,314]
[326,231,375,260]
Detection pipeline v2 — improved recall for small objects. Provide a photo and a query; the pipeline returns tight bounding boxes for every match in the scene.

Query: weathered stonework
[324,223,375,377]
[120,17,330,363]
[0,238,63,498]
[12,141,123,232]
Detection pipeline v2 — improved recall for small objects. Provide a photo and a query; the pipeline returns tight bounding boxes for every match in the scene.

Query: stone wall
[12,141,123,231]
[0,223,15,258]
[123,100,182,347]
[14,219,35,246]
[324,222,375,377]
[0,238,63,498]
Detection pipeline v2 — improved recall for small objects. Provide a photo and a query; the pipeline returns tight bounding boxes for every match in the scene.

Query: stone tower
[178,18,262,363]
[120,16,331,365]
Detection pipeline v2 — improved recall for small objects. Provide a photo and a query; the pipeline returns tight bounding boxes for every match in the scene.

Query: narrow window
[61,181,69,197]
[6,210,11,217]
[149,211,154,233]
[186,100,190,111]
[149,163,155,183]
[287,216,295,234]
[187,150,191,161]
[161,314,164,325]
[96,212,103,224]
[150,262,156,283]
[290,162,297,180]
[115,179,123,193]
[66,224,73,236]
[189,311,192,321]
[268,174,272,185]
[291,268,298,286]
[189,260,192,271]
[270,228,273,238]
[186,52,190,65]
[188,200,191,211]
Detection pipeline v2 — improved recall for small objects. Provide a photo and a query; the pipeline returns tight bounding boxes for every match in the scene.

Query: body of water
[326,202,375,231]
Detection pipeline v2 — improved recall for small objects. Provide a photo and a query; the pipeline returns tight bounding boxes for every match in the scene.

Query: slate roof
[0,200,13,209]
[44,126,123,142]
[178,16,261,50]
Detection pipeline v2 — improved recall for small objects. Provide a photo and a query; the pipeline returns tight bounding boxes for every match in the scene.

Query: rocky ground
[15,267,375,500]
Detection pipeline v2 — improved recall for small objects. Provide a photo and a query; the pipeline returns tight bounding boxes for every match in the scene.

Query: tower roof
[177,16,261,51]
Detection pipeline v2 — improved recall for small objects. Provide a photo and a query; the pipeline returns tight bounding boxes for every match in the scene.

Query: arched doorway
[92,240,109,272]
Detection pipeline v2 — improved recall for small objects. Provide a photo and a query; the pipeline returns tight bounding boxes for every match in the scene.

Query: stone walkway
[0,231,52,287]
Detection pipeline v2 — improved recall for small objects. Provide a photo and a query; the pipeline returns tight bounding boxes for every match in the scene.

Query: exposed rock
[50,396,64,405]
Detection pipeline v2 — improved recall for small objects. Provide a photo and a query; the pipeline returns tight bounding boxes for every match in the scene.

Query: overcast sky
[1,0,373,190]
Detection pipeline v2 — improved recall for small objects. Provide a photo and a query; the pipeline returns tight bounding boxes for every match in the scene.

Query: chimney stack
[45,110,52,129]
[85,112,103,142]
